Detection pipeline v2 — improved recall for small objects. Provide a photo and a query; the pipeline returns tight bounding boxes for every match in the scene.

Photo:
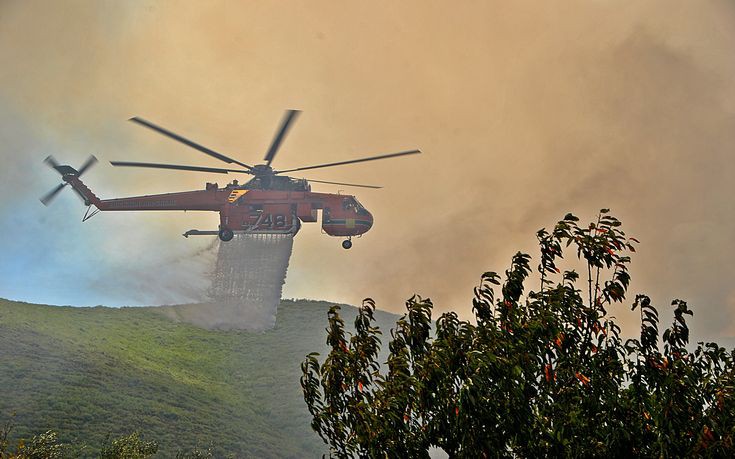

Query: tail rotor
[40,155,98,206]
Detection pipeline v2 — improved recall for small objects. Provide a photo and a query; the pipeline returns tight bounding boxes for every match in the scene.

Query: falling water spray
[206,233,294,330]
[154,233,295,331]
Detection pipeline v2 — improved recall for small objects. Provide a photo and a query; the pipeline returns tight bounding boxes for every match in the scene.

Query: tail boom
[64,176,102,207]
[98,191,223,212]
[64,176,223,212]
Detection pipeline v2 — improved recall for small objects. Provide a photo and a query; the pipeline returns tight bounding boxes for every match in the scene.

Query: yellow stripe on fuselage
[228,189,249,203]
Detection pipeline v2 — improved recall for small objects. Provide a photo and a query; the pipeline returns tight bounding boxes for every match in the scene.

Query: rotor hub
[251,164,274,177]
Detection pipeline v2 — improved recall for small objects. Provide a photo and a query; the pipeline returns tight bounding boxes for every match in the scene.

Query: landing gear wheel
[218,227,234,242]
[342,239,352,250]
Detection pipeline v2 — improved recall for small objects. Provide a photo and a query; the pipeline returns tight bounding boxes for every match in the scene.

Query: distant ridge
[0,298,399,457]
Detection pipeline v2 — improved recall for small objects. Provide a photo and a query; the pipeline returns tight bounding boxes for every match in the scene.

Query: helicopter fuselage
[65,175,373,241]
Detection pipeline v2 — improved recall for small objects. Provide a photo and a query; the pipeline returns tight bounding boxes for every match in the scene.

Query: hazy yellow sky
[1,0,734,339]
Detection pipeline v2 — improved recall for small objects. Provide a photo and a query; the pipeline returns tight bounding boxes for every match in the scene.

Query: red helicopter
[40,110,420,249]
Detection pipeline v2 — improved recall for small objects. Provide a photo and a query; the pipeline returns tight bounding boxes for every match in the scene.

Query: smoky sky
[1,1,734,339]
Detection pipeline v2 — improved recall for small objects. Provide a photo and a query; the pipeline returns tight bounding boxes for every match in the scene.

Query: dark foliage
[302,211,735,457]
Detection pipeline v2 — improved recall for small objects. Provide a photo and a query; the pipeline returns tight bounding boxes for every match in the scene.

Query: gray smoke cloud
[1,1,734,341]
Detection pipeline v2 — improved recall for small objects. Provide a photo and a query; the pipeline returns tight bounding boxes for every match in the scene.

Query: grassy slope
[0,298,399,458]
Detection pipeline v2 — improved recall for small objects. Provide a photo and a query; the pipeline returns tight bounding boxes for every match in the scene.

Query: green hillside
[0,298,399,457]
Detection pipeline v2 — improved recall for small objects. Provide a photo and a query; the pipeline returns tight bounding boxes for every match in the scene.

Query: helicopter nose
[364,210,374,231]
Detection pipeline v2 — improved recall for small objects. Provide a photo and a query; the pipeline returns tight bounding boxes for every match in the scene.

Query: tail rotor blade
[40,183,67,206]
[77,155,98,176]
[44,155,61,170]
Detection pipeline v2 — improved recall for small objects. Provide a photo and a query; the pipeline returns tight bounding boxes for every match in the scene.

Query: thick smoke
[1,1,734,340]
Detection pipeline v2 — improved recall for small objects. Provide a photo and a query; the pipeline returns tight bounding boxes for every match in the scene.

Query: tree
[1,416,72,459]
[302,211,735,457]
[0,418,158,459]
[0,425,75,459]
[98,432,157,459]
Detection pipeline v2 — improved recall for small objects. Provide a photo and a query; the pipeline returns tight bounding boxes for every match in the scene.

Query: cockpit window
[342,197,357,211]
[342,197,368,215]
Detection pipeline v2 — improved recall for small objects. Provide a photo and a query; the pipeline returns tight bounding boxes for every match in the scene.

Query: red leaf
[575,372,590,385]
[703,425,714,442]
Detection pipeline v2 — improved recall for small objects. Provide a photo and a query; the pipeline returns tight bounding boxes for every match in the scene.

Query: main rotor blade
[110,161,252,175]
[40,183,67,206]
[276,149,421,174]
[304,178,382,189]
[77,155,98,176]
[129,117,253,170]
[264,109,301,167]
